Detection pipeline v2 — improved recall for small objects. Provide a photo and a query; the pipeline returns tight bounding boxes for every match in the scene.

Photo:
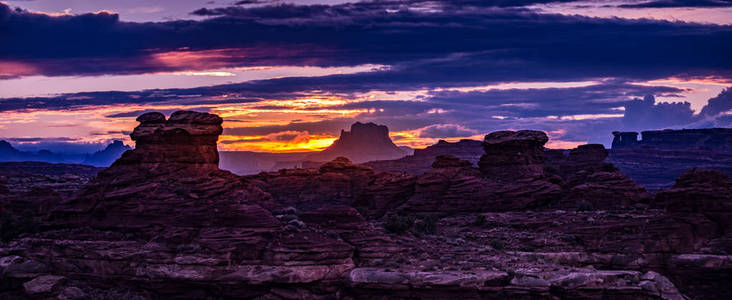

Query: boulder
[23,275,66,295]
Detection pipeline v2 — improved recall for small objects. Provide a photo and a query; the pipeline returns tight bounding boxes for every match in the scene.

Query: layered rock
[250,156,416,216]
[546,144,651,209]
[656,169,732,233]
[478,130,549,180]
[119,111,223,169]
[2,113,729,299]
[431,155,472,169]
[609,129,732,191]
[365,139,483,174]
[2,111,362,299]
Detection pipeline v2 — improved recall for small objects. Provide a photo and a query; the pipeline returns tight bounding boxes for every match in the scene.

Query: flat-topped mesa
[306,122,408,163]
[612,128,732,151]
[478,130,549,180]
[116,111,223,169]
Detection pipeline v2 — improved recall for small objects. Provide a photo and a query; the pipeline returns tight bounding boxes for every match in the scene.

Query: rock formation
[0,112,729,299]
[430,155,472,169]
[306,122,410,163]
[612,128,732,152]
[656,169,732,233]
[478,130,549,180]
[365,139,483,174]
[609,129,732,191]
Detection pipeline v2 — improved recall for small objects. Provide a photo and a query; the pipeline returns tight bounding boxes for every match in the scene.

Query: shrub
[384,213,414,234]
[473,215,486,226]
[600,163,618,172]
[0,212,40,242]
[577,200,594,212]
[543,165,559,175]
[413,215,438,234]
[489,238,505,250]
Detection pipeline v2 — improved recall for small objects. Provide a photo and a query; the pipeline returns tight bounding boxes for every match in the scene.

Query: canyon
[0,111,730,299]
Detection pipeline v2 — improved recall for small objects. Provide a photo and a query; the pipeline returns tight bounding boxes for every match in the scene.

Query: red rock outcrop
[120,111,223,169]
[546,144,651,209]
[656,169,732,235]
[1,113,728,299]
[364,139,483,174]
[479,130,549,180]
[2,111,361,299]
[430,155,472,169]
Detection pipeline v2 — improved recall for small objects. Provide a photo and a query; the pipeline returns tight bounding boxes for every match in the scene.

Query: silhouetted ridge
[82,140,131,167]
[306,122,409,163]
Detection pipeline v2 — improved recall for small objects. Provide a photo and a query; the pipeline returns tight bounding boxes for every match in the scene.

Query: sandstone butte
[0,111,730,299]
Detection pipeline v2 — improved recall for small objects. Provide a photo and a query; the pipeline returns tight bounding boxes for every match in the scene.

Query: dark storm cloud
[699,88,732,117]
[0,1,730,81]
[0,87,259,112]
[622,95,695,129]
[424,81,685,118]
[618,0,732,8]
[105,107,212,118]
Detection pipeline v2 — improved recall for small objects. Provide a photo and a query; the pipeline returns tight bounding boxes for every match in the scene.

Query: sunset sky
[1,0,731,153]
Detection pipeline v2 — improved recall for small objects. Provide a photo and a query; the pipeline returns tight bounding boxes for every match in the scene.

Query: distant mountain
[0,140,23,161]
[82,140,132,167]
[0,140,129,167]
[306,122,410,163]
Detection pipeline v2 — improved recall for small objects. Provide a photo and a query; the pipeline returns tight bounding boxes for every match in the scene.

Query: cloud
[223,118,356,136]
[220,130,312,144]
[418,124,478,138]
[0,1,730,81]
[621,95,695,130]
[618,0,732,8]
[105,107,212,118]
[699,87,732,117]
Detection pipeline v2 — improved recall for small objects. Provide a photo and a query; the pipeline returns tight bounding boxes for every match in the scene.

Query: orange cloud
[219,133,337,152]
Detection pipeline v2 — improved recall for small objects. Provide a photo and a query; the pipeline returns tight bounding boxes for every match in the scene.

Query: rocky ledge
[1,111,730,299]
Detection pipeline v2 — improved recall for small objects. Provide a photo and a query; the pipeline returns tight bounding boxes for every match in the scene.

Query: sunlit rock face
[306,122,409,163]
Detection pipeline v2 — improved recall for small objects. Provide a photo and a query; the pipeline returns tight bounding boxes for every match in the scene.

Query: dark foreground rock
[364,139,483,174]
[1,112,730,299]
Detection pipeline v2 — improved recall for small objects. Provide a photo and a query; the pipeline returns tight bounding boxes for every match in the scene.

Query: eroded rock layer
[1,112,730,299]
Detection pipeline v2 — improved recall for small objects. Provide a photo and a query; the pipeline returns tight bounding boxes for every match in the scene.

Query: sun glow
[218,134,337,152]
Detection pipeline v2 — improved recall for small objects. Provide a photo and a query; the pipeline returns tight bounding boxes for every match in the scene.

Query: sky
[1,0,731,153]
